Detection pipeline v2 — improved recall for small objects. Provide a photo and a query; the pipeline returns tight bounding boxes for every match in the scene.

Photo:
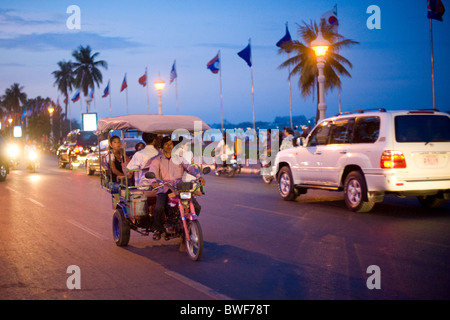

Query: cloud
[0,32,143,51]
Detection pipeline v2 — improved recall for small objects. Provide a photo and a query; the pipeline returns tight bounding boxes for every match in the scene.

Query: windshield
[395,115,450,143]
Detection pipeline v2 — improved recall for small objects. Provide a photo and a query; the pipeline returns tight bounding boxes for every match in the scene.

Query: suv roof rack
[336,108,386,116]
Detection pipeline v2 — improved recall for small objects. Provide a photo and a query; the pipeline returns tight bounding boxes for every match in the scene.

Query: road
[1,154,450,300]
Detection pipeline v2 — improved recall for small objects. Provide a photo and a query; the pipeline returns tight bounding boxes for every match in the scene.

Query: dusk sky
[1,0,449,126]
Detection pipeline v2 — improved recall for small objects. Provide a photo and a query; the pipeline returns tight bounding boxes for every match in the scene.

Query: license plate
[423,155,439,166]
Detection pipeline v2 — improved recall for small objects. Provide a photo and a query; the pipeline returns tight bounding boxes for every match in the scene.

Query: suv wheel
[344,171,375,213]
[277,166,299,201]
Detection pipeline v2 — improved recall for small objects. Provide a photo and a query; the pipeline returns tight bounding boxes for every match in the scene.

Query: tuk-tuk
[95,114,211,261]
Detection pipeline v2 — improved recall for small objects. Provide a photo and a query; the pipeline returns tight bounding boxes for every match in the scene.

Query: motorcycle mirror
[145,172,156,179]
[202,167,211,175]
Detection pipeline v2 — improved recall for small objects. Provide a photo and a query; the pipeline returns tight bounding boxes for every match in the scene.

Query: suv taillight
[380,150,406,169]
[74,146,84,154]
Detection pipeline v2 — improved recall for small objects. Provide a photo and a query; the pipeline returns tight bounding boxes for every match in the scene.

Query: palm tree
[52,60,75,121]
[2,83,27,123]
[72,45,108,108]
[279,20,359,121]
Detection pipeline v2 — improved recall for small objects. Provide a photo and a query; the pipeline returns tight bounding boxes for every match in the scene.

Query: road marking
[164,270,233,300]
[67,219,109,241]
[27,198,46,207]
[6,187,17,193]
[235,203,303,219]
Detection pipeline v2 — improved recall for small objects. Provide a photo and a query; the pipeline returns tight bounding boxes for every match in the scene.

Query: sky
[0,0,449,126]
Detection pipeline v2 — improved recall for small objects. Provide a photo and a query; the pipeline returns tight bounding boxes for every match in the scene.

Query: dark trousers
[153,192,201,233]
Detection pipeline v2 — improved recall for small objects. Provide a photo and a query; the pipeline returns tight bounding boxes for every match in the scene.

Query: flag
[321,5,339,27]
[276,24,292,53]
[120,73,127,92]
[102,81,110,98]
[71,90,80,103]
[89,88,94,99]
[428,0,445,21]
[138,69,147,87]
[170,61,177,83]
[237,42,252,67]
[64,96,68,104]
[207,53,220,74]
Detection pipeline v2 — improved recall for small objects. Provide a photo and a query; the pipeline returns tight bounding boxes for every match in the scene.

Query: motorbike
[26,149,39,173]
[215,153,241,177]
[259,149,274,184]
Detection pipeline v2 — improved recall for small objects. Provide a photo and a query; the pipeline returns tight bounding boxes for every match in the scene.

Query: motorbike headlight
[29,151,37,161]
[180,192,191,199]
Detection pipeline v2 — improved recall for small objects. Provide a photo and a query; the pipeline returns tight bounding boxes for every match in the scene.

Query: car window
[353,117,380,143]
[329,118,355,144]
[395,115,450,143]
[308,121,331,146]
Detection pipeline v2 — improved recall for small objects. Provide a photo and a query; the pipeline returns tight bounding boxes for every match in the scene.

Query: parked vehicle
[85,137,144,175]
[273,109,450,212]
[95,114,211,261]
[0,134,10,181]
[57,130,97,169]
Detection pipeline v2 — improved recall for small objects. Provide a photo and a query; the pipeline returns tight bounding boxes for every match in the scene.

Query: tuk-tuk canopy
[95,114,211,135]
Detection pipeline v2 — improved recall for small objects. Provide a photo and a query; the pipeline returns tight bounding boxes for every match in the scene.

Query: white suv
[273,109,450,212]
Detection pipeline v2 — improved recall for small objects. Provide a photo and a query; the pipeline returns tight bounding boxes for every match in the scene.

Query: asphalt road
[1,154,450,300]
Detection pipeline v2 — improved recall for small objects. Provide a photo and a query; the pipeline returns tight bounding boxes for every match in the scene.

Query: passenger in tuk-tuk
[148,136,205,240]
[126,132,160,187]
[105,135,130,183]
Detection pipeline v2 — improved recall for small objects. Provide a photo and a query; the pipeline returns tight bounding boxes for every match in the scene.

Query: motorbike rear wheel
[113,208,130,246]
[185,220,203,261]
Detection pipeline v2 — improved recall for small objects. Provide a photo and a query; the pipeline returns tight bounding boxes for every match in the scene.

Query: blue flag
[276,25,292,52]
[428,0,445,21]
[237,43,252,67]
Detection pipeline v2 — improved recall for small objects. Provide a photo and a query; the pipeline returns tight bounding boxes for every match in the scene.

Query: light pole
[311,31,330,121]
[154,73,165,115]
[48,105,55,141]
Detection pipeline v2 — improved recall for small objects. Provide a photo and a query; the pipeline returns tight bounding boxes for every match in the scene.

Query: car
[0,134,10,181]
[85,137,144,175]
[57,129,97,169]
[273,108,450,212]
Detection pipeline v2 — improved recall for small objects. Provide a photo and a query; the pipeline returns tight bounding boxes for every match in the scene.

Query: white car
[273,109,450,212]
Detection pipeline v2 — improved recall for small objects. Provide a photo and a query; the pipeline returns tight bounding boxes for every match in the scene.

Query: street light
[311,30,330,121]
[48,105,55,141]
[154,73,165,115]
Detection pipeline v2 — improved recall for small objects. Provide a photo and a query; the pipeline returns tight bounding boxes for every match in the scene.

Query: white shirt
[126,145,159,186]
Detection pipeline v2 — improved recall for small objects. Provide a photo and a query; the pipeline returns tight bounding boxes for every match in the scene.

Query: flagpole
[430,18,436,110]
[219,50,224,131]
[249,39,255,131]
[287,51,293,128]
[126,85,129,114]
[145,67,150,114]
[175,61,179,115]
[109,82,112,116]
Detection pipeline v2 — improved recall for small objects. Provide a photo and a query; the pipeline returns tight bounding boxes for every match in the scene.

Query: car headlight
[7,144,19,158]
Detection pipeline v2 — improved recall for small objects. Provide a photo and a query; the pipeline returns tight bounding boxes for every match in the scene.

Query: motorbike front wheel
[112,208,130,246]
[185,220,203,261]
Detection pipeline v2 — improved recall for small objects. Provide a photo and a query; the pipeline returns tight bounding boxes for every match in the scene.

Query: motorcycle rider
[24,139,37,170]
[126,132,160,187]
[214,131,235,174]
[148,136,205,240]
